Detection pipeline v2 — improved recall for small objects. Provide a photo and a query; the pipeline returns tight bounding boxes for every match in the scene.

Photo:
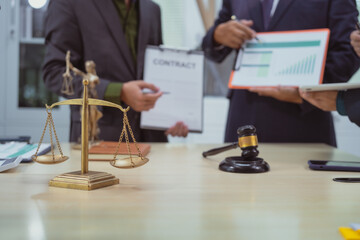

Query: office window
[152,0,185,48]
[19,0,58,108]
[19,43,58,107]
[153,0,229,96]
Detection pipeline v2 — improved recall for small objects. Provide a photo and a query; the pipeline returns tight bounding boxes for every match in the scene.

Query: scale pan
[110,156,149,169]
[32,155,69,164]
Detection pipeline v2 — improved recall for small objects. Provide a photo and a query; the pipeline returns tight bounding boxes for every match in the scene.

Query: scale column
[81,79,89,174]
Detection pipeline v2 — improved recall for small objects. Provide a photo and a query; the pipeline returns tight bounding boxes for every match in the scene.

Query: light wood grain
[0,143,359,240]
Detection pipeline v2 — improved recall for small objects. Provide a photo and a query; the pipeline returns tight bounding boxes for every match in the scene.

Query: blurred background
[0,0,359,156]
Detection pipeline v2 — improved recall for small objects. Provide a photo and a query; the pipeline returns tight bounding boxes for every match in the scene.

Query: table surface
[1,143,360,240]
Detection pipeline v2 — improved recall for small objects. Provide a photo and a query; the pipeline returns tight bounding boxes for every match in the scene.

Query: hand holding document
[249,85,303,104]
[229,29,330,88]
[299,90,337,111]
[140,46,204,133]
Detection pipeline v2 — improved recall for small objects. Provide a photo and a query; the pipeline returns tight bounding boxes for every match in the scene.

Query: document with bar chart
[229,29,330,88]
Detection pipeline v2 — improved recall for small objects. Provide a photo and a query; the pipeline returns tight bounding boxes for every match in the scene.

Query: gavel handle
[202,142,238,158]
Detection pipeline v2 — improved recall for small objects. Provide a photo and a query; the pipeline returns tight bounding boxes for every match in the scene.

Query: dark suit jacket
[345,89,360,127]
[43,0,167,142]
[202,0,360,146]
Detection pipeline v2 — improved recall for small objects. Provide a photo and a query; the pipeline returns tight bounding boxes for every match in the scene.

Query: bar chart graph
[246,41,321,49]
[277,54,317,75]
[241,51,273,78]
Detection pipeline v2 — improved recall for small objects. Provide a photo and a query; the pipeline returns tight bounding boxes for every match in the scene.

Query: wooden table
[1,143,359,240]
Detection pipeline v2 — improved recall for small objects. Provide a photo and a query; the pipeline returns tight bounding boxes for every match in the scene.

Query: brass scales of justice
[31,52,149,191]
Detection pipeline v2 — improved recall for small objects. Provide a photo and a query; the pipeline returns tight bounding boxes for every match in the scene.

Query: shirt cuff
[104,83,123,105]
[336,90,348,116]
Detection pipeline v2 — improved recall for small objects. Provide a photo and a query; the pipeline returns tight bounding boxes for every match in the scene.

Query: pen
[333,177,360,183]
[231,15,261,43]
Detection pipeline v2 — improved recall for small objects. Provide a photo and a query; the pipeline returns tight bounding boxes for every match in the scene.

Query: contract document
[140,46,204,132]
[229,29,330,88]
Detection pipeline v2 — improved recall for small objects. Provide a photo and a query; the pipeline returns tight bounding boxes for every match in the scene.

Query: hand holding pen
[121,80,162,112]
[231,15,261,43]
[213,15,257,50]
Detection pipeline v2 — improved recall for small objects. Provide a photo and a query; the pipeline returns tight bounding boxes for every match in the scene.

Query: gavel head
[237,125,259,159]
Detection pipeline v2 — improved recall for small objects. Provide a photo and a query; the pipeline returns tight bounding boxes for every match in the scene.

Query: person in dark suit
[43,0,188,142]
[300,30,360,127]
[202,0,360,146]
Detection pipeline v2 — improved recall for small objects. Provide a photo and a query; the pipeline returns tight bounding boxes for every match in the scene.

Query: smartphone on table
[308,160,360,172]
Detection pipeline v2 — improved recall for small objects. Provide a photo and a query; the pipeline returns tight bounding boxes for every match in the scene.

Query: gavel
[202,125,259,158]
[202,125,270,173]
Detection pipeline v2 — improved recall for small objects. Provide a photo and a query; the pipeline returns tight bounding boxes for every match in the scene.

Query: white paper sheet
[140,46,204,132]
[229,29,330,88]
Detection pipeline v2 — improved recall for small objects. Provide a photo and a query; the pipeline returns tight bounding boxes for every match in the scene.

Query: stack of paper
[0,142,51,162]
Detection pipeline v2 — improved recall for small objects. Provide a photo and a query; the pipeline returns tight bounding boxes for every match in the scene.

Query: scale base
[49,170,119,190]
[219,156,270,173]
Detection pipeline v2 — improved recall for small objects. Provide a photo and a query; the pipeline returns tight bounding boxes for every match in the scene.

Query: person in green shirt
[43,0,188,142]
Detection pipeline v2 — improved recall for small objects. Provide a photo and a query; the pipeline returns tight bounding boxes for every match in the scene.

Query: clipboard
[229,29,330,88]
[140,45,204,133]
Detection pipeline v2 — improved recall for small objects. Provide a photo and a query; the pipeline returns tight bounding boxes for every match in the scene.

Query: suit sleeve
[344,89,360,127]
[42,0,112,100]
[201,0,234,63]
[323,0,360,84]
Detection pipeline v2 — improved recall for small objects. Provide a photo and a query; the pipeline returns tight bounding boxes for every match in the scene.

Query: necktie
[262,0,274,30]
